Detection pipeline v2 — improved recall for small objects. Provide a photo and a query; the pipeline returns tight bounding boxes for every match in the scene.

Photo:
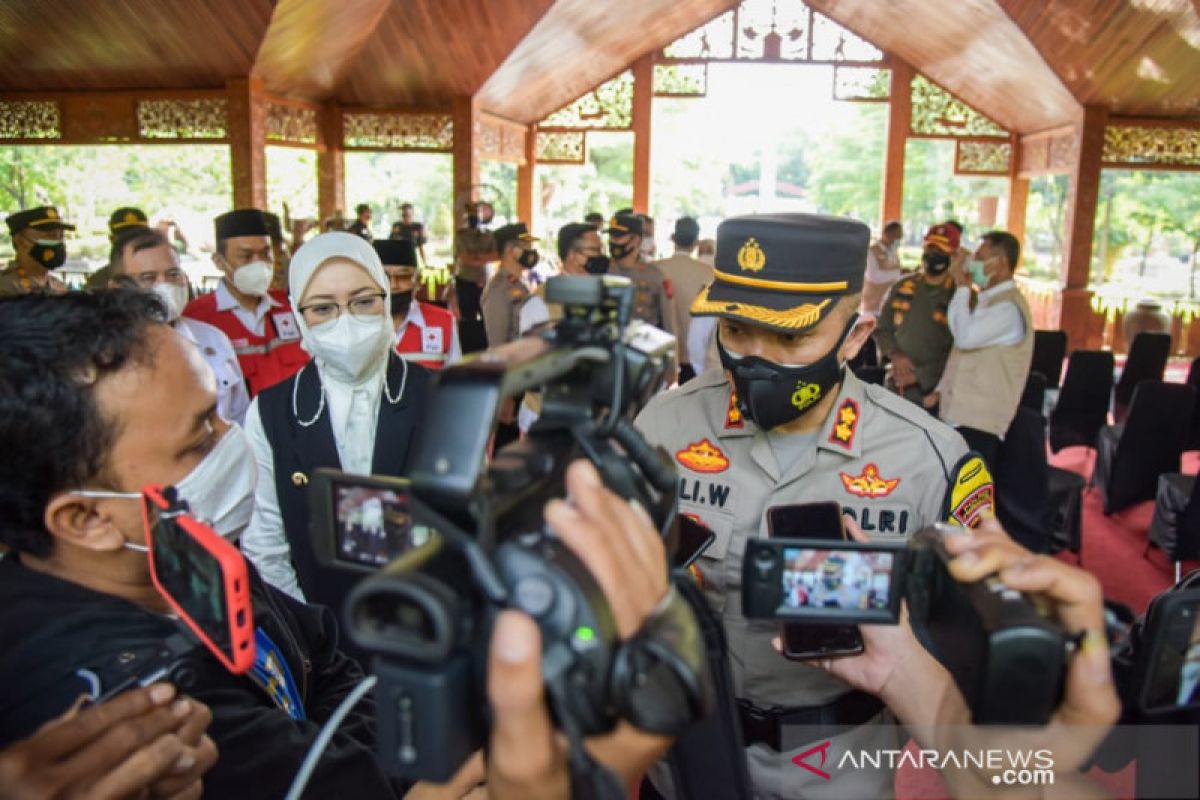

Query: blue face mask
[967,259,990,288]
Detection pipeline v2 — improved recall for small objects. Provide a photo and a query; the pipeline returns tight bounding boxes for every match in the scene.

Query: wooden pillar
[880,58,913,227]
[452,96,481,214]
[1059,105,1108,350]
[226,78,267,209]
[317,102,345,221]
[517,124,536,227]
[1006,133,1029,244]
[631,53,654,214]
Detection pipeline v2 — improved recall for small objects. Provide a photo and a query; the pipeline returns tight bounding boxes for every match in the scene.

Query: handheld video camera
[743,525,1069,725]
[314,276,713,787]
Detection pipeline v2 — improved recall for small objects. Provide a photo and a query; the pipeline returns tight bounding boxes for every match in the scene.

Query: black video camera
[742,525,1069,725]
[314,276,713,789]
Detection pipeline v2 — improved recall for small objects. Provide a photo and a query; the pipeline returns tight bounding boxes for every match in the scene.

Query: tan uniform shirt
[608,259,673,333]
[0,262,68,297]
[636,369,977,799]
[655,251,714,368]
[453,228,496,284]
[480,270,530,347]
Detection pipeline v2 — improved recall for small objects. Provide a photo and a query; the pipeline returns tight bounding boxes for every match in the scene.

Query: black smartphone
[672,515,717,570]
[766,503,860,659]
[1138,589,1200,712]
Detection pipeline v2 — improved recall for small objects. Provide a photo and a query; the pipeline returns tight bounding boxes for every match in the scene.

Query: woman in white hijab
[241,232,434,607]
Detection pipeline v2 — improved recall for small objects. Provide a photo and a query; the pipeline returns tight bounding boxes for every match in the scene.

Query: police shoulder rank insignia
[840,462,900,498]
[896,279,915,296]
[663,278,674,300]
[943,453,995,528]
[828,398,859,448]
[725,389,744,429]
[737,237,766,273]
[675,438,730,474]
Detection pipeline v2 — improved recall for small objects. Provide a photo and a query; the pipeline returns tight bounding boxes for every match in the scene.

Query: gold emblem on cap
[291,471,308,487]
[46,208,58,219]
[737,237,766,273]
[124,212,139,224]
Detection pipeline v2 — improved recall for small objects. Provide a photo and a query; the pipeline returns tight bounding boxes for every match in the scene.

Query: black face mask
[26,238,67,270]
[467,215,480,229]
[518,249,540,270]
[923,251,950,275]
[390,290,413,316]
[610,240,634,260]
[716,315,859,431]
[584,255,610,275]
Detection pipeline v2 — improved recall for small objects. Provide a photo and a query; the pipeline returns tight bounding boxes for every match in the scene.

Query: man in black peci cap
[374,238,460,370]
[605,212,673,336]
[634,213,994,799]
[182,209,309,396]
[1,206,75,297]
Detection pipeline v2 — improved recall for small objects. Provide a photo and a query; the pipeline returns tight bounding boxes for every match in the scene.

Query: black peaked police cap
[691,213,869,333]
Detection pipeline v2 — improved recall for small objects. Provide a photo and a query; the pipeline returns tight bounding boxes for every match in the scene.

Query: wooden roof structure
[3,0,1200,350]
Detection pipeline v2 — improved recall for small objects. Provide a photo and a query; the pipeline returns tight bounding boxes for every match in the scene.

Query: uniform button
[291,471,308,487]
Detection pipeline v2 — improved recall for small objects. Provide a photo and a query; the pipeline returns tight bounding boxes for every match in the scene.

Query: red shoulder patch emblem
[828,398,859,448]
[840,463,900,498]
[725,390,744,429]
[663,278,674,300]
[675,438,730,474]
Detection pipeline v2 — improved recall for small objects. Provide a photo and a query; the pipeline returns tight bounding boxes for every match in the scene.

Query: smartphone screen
[767,502,845,540]
[766,503,858,658]
[778,547,896,614]
[148,504,233,662]
[1143,597,1200,712]
[334,479,426,568]
[672,515,716,570]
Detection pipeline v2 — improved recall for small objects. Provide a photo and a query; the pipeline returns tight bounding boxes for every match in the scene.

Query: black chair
[1093,381,1196,514]
[1048,350,1115,453]
[994,407,1085,557]
[1148,471,1200,583]
[1031,330,1068,388]
[1113,332,1171,424]
[1186,356,1200,451]
[1020,370,1047,414]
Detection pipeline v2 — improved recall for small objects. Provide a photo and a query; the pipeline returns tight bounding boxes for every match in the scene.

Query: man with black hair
[183,209,308,396]
[111,227,250,424]
[518,222,606,336]
[347,203,373,241]
[930,229,1033,466]
[655,217,712,383]
[86,207,152,290]
[389,203,427,265]
[606,212,673,334]
[584,211,605,230]
[0,206,73,297]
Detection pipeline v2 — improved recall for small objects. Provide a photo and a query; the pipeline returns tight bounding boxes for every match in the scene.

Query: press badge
[273,312,301,342]
[422,327,444,354]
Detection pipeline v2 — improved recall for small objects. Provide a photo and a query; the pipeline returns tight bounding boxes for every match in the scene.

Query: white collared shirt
[945,279,1026,350]
[174,316,251,425]
[395,301,462,363]
[241,363,387,601]
[214,280,280,338]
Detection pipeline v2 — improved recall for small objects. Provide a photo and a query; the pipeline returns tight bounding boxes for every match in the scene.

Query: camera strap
[662,577,753,800]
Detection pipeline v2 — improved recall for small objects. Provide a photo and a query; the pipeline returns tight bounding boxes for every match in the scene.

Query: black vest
[256,353,433,614]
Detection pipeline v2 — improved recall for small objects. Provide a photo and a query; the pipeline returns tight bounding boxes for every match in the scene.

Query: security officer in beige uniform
[635,213,993,799]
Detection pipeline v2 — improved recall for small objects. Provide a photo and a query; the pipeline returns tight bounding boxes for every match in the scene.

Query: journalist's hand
[943,519,1121,769]
[0,683,210,800]
[146,696,218,800]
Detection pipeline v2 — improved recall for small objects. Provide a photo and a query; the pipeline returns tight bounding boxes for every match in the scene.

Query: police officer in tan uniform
[635,213,993,800]
[481,222,539,448]
[1,206,73,297]
[606,212,673,334]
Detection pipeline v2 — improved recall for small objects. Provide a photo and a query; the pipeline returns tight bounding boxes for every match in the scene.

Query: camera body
[742,525,1068,725]
[316,276,709,784]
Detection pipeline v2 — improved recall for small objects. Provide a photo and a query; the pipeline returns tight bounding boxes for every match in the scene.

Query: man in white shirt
[655,217,714,383]
[110,228,250,424]
[860,220,904,317]
[929,231,1034,466]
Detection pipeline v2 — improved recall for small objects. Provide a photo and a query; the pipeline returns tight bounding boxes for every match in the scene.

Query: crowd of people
[0,196,1124,800]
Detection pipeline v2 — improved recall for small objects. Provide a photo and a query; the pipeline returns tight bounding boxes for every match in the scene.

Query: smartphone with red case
[766,502,864,660]
[142,485,255,674]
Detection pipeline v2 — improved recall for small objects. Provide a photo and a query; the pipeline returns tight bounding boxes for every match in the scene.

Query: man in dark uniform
[453,201,496,328]
[389,203,427,264]
[87,207,153,290]
[1,206,73,297]
[605,212,673,334]
[636,213,993,799]
[347,203,373,241]
[873,223,958,408]
[183,209,309,396]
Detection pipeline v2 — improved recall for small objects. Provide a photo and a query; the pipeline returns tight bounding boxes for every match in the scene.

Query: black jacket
[256,353,433,613]
[0,556,400,799]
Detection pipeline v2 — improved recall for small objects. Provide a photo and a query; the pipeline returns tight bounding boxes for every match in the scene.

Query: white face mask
[72,423,257,547]
[232,260,273,297]
[305,312,394,385]
[152,282,189,322]
[641,239,656,260]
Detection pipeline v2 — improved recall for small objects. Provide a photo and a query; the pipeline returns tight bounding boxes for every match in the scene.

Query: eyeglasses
[299,292,386,324]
